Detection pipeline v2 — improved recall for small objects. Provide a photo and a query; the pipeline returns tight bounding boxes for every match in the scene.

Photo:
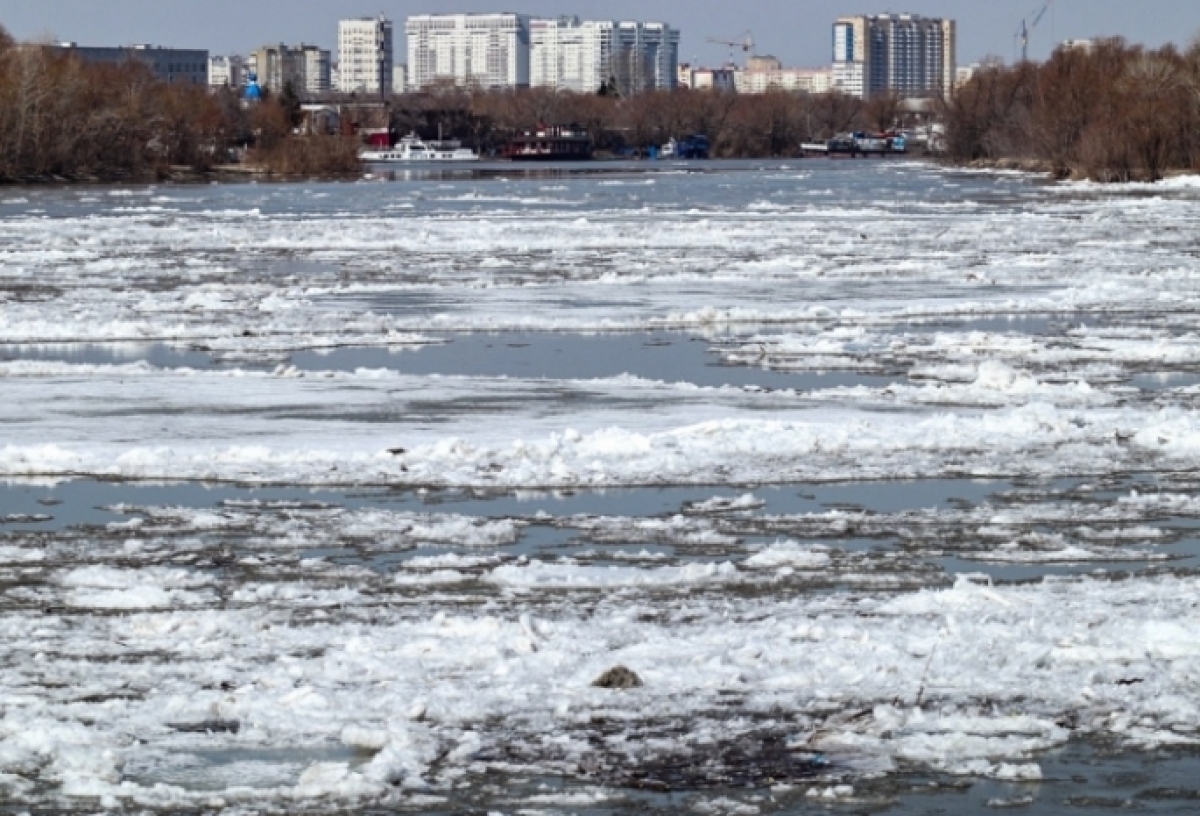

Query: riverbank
[0,164,363,185]
[953,156,1200,184]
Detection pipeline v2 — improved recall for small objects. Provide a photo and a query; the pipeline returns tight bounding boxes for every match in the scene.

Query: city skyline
[3,0,1197,69]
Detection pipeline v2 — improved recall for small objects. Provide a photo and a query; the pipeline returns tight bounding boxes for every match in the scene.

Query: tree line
[945,38,1200,181]
[0,26,357,182]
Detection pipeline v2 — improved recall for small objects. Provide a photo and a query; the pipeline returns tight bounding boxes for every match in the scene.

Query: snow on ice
[4,161,1200,810]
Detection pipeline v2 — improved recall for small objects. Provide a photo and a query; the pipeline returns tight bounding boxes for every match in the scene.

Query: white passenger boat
[361,132,479,163]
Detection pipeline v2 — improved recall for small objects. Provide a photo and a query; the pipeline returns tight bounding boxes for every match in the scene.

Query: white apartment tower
[531,17,611,93]
[833,14,955,100]
[338,15,394,96]
[530,17,678,94]
[406,13,532,90]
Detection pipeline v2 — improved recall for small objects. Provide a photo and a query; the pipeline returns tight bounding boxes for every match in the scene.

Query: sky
[1,0,1197,69]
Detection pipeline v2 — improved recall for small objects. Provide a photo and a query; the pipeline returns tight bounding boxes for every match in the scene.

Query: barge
[502,124,593,161]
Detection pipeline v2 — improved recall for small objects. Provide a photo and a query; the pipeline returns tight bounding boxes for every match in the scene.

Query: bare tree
[1121,50,1185,180]
[808,91,862,140]
[862,92,902,132]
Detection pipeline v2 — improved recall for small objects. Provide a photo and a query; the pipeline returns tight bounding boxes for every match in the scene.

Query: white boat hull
[361,150,479,163]
[361,133,480,163]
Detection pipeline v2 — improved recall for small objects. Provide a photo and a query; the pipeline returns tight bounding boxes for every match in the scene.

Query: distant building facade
[734,56,832,94]
[51,43,208,85]
[393,64,408,94]
[612,21,679,93]
[208,55,245,89]
[833,14,955,99]
[1058,39,1096,54]
[678,63,737,92]
[251,44,331,95]
[530,17,679,94]
[530,17,611,93]
[406,13,532,90]
[338,16,394,96]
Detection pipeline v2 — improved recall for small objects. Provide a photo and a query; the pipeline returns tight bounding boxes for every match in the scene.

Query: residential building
[733,55,831,94]
[299,46,332,94]
[611,21,679,94]
[208,55,245,89]
[832,14,956,99]
[530,17,678,94]
[406,13,532,90]
[50,43,208,85]
[338,16,394,96]
[678,63,737,92]
[251,44,331,95]
[530,16,609,93]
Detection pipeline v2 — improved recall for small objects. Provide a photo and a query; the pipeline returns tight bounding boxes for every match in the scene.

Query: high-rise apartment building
[734,57,833,95]
[338,16,394,96]
[611,21,679,94]
[251,44,331,95]
[833,14,955,99]
[406,13,532,90]
[530,17,609,93]
[530,17,678,94]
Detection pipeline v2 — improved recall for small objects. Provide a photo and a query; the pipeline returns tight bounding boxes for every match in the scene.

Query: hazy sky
[2,1,1197,68]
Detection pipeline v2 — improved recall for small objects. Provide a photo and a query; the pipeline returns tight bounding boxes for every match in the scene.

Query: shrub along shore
[945,38,1200,182]
[0,28,358,183]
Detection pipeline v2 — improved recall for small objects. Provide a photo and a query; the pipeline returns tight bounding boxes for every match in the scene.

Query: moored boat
[502,124,592,162]
[361,132,479,163]
[660,135,710,160]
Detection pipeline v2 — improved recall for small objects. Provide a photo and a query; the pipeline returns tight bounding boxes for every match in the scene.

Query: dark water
[113,739,1200,814]
[0,332,900,391]
[4,315,1186,395]
[6,473,1198,580]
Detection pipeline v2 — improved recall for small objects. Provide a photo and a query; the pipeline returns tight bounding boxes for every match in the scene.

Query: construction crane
[707,31,755,66]
[1018,0,1054,62]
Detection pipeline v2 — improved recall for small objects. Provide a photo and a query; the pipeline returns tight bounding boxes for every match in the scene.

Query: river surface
[4,159,1200,813]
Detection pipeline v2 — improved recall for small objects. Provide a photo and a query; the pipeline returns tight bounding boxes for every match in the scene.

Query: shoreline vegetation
[2,24,1198,184]
[0,28,361,184]
[945,38,1200,182]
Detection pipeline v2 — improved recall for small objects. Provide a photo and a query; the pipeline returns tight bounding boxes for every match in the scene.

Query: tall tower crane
[707,31,755,66]
[1018,0,1054,62]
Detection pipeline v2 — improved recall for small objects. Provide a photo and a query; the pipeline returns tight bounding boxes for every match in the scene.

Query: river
[2,159,1200,812]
